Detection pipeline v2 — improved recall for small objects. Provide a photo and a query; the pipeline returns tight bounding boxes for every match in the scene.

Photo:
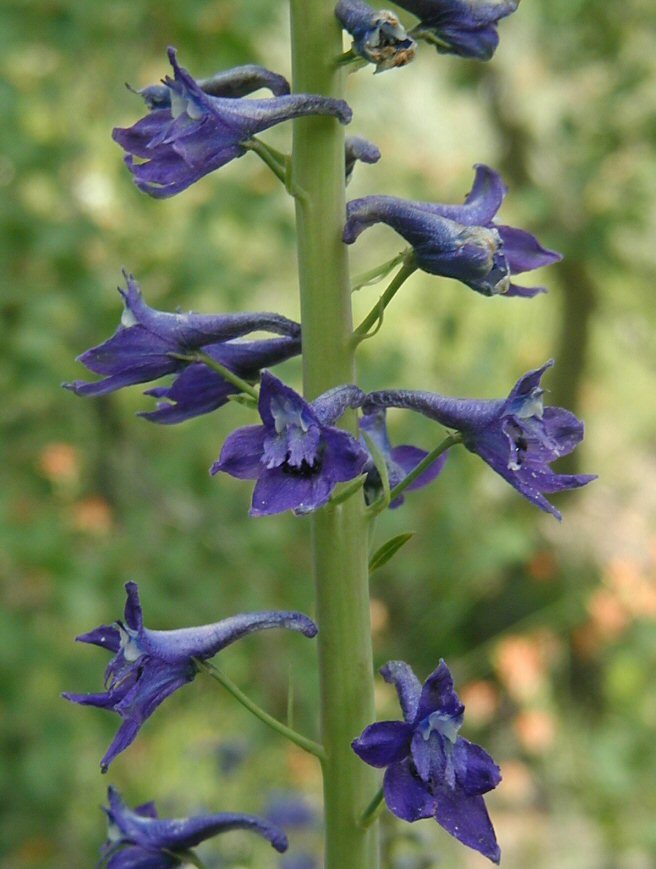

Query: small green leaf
[369,532,416,573]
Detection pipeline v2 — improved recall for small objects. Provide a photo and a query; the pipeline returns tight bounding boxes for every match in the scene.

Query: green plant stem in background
[360,787,385,829]
[196,660,326,761]
[290,1,379,866]
[192,351,259,399]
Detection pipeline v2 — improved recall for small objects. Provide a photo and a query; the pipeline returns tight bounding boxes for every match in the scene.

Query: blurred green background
[1,0,655,866]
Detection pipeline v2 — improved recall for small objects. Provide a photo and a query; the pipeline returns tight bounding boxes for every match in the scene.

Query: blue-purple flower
[113,48,352,198]
[393,0,519,61]
[365,360,596,519]
[211,372,368,516]
[62,582,317,772]
[344,164,561,297]
[101,785,288,867]
[336,0,417,72]
[360,407,447,507]
[140,336,301,424]
[345,135,381,185]
[64,273,300,399]
[352,660,501,863]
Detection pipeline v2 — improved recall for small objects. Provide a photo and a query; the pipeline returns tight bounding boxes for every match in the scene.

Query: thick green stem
[290,2,379,866]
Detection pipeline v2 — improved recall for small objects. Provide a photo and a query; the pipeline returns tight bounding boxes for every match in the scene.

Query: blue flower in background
[344,164,561,297]
[100,786,288,867]
[360,407,447,507]
[64,273,300,398]
[63,582,317,772]
[394,0,520,61]
[140,336,301,424]
[113,48,352,198]
[352,660,501,863]
[212,372,368,516]
[365,360,596,518]
[336,0,417,71]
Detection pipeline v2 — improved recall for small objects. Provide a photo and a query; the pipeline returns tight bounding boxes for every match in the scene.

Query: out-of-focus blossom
[336,0,416,71]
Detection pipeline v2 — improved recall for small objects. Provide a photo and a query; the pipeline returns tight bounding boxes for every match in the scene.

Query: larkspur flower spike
[62,582,317,772]
[365,360,596,519]
[100,785,288,867]
[394,0,520,61]
[212,371,369,516]
[360,407,447,507]
[353,660,501,863]
[344,164,561,297]
[64,272,300,400]
[113,48,352,198]
[336,0,417,72]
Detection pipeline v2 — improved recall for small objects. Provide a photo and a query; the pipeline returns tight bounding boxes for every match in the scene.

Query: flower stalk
[290,0,379,865]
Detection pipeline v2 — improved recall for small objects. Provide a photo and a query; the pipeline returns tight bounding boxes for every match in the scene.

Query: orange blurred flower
[70,496,113,535]
[460,680,500,727]
[38,442,79,484]
[514,709,556,754]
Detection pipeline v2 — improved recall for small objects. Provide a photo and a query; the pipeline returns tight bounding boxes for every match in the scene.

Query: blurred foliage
[1,1,655,867]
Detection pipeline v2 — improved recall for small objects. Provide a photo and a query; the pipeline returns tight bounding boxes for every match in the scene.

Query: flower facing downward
[344,164,561,297]
[393,0,520,61]
[63,273,300,398]
[101,786,288,868]
[352,660,501,863]
[113,48,352,198]
[365,360,596,519]
[62,582,317,772]
[336,0,417,72]
[212,372,368,516]
[360,407,447,507]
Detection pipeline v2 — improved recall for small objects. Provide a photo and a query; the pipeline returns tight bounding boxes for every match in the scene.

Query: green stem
[290,1,379,865]
[360,787,385,829]
[369,432,461,516]
[245,137,287,184]
[352,250,409,292]
[196,659,326,761]
[354,259,417,338]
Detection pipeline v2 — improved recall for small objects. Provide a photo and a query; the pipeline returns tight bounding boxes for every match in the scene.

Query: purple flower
[365,360,596,519]
[336,0,417,72]
[352,660,501,863]
[345,135,381,185]
[62,582,317,772]
[344,164,561,297]
[360,407,447,507]
[135,63,291,111]
[113,48,352,198]
[101,786,288,867]
[394,0,519,61]
[211,372,368,516]
[64,273,300,398]
[140,336,301,424]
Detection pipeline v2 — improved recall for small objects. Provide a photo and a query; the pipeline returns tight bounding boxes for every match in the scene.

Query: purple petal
[152,812,288,853]
[352,720,414,767]
[345,135,381,183]
[453,737,502,796]
[433,785,500,863]
[311,385,365,426]
[422,164,506,226]
[258,371,319,431]
[390,444,447,492]
[250,467,333,516]
[411,729,451,787]
[123,581,143,632]
[211,426,266,479]
[75,624,121,653]
[497,224,562,274]
[321,427,369,483]
[505,282,548,298]
[506,360,554,404]
[380,660,422,723]
[383,759,434,822]
[415,659,465,724]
